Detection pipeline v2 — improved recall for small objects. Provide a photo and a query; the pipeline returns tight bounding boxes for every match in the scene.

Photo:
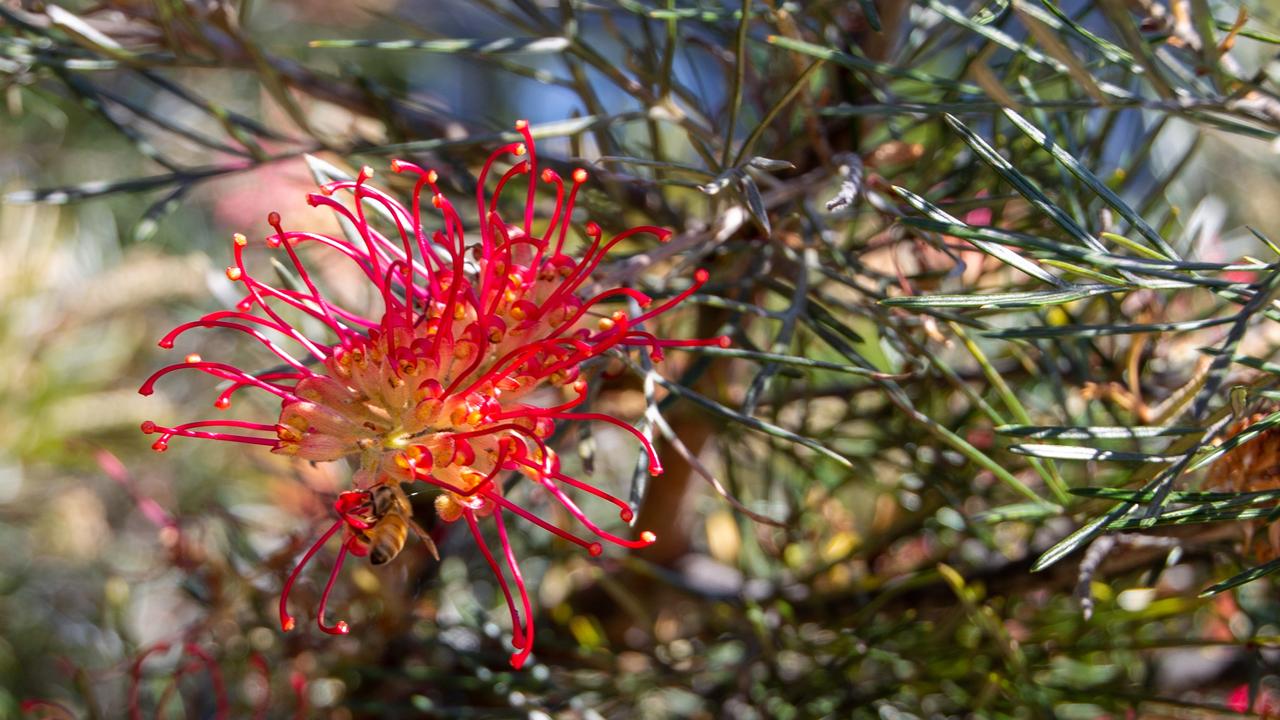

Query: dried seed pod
[1207,410,1280,560]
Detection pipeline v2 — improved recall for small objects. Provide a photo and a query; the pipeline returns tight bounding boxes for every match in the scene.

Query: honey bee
[346,484,439,565]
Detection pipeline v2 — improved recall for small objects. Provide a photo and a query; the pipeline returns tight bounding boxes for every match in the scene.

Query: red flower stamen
[487,490,603,556]
[128,642,229,720]
[551,412,664,474]
[520,460,655,549]
[279,520,344,633]
[20,699,76,720]
[493,506,534,669]
[316,539,353,635]
[161,318,315,373]
[140,361,300,403]
[550,469,637,522]
[552,169,589,256]
[464,507,525,649]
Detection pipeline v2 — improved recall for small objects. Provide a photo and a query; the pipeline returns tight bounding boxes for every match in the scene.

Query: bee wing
[408,519,440,561]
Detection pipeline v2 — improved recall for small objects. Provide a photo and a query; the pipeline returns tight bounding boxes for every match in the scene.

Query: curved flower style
[140,121,725,668]
[129,642,231,720]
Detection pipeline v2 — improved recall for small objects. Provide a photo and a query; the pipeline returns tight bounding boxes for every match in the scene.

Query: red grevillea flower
[140,121,726,669]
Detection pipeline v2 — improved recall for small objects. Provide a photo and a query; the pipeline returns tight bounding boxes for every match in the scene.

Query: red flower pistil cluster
[141,121,725,668]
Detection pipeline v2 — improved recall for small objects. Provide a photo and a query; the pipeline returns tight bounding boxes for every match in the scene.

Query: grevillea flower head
[140,121,726,668]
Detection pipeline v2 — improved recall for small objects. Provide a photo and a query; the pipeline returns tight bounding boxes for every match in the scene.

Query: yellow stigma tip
[573,169,588,183]
[185,353,201,364]
[515,119,529,130]
[232,233,248,247]
[225,267,243,281]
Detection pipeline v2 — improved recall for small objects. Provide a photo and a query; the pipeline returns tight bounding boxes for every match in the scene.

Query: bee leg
[407,519,440,561]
